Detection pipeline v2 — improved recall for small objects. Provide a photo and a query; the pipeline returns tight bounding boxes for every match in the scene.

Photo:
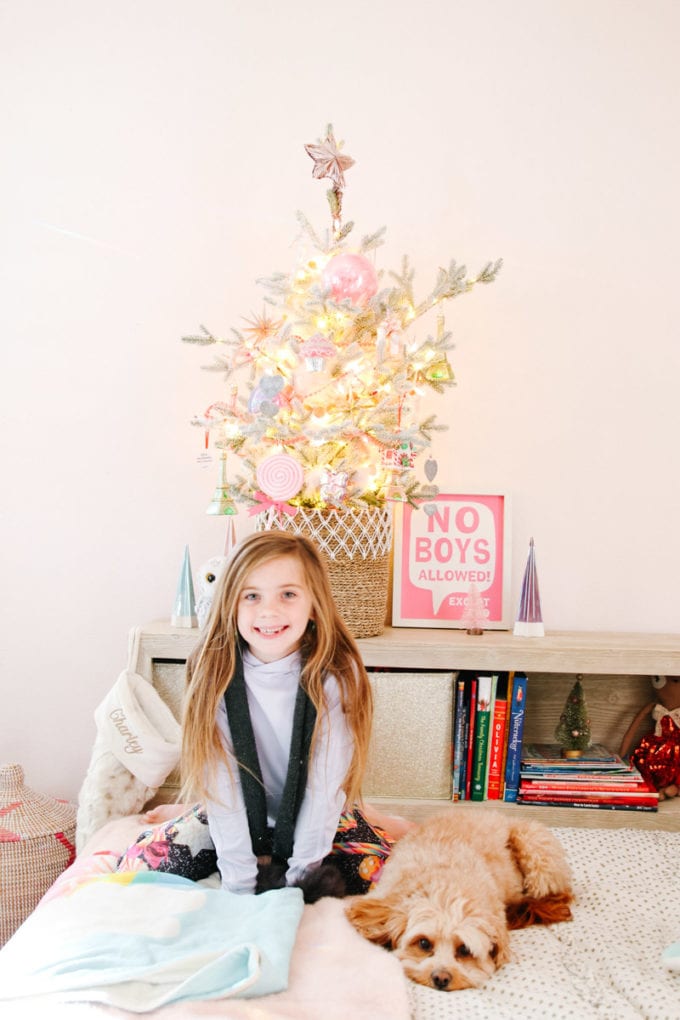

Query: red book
[521,780,652,794]
[486,682,508,800]
[519,790,658,806]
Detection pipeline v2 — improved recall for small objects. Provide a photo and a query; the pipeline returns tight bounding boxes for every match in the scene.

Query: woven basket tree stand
[0,763,76,945]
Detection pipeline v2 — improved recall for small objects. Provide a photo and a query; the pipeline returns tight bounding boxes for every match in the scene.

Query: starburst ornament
[304,128,355,189]
[241,311,283,345]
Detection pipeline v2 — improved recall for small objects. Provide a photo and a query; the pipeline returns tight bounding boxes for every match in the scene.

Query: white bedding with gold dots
[409,826,679,1020]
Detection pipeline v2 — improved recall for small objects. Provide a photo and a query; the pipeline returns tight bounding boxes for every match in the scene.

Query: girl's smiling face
[236,554,314,663]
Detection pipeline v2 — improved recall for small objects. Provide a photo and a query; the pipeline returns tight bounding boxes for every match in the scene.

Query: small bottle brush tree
[182,126,501,516]
[460,582,490,635]
[555,677,592,757]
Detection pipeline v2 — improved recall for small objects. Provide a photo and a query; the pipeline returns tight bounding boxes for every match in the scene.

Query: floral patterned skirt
[115,803,395,895]
[325,806,395,893]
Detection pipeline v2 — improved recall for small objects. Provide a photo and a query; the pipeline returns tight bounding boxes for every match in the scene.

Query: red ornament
[631,714,680,791]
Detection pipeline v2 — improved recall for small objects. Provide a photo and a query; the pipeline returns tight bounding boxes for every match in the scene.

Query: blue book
[503,673,528,802]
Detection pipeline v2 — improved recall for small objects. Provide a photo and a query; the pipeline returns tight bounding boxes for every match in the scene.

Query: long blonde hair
[181,529,373,807]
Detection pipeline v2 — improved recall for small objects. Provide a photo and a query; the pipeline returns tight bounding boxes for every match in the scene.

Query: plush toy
[619,675,680,799]
[195,556,228,630]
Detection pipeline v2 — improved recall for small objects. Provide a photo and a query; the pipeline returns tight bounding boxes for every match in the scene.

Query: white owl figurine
[195,556,228,629]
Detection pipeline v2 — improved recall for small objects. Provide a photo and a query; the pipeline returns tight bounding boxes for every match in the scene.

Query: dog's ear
[506,892,573,930]
[474,912,512,969]
[345,895,408,948]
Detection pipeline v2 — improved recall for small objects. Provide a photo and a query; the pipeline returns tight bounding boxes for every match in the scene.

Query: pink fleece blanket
[4,814,411,1020]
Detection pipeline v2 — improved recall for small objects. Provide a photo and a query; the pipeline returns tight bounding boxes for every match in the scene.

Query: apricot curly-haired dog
[345,809,573,991]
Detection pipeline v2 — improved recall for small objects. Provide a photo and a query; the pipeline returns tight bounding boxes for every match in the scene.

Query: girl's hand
[255,860,287,894]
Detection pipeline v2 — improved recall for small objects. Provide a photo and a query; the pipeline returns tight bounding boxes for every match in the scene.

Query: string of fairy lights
[183,126,501,518]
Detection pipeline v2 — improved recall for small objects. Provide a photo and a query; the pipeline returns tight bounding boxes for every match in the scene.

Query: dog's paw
[293,863,347,903]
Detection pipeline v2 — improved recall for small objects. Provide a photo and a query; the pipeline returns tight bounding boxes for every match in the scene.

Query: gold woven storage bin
[257,505,393,638]
[363,671,456,799]
[0,763,76,945]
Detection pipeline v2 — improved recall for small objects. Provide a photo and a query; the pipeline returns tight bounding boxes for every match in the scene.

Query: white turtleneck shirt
[206,647,353,894]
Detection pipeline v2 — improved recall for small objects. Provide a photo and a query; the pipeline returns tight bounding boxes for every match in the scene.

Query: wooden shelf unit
[135,622,680,832]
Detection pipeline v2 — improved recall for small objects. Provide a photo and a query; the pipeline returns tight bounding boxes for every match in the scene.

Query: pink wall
[3,0,679,800]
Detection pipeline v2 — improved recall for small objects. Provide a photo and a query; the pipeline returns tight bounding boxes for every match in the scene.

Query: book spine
[470,676,492,801]
[521,769,638,780]
[463,677,477,801]
[502,673,528,802]
[519,790,658,802]
[497,671,514,799]
[451,678,467,801]
[486,696,508,800]
[520,781,652,794]
[518,799,658,812]
[521,743,623,767]
[482,675,498,799]
[458,678,469,800]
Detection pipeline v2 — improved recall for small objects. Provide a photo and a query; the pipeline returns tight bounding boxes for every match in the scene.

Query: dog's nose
[432,970,452,990]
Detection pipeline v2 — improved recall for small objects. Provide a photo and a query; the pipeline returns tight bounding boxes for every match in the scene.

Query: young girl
[180,529,375,899]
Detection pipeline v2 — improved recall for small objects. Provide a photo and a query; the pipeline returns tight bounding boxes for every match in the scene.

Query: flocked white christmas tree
[183,126,501,518]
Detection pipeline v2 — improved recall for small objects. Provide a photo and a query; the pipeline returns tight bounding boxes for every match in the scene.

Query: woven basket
[0,763,76,945]
[257,505,393,638]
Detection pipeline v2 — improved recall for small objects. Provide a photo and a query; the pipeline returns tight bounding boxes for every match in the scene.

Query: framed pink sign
[392,493,511,629]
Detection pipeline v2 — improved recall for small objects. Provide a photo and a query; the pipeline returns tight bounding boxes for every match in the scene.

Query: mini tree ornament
[514,537,544,637]
[171,545,197,628]
[460,582,490,635]
[555,677,592,757]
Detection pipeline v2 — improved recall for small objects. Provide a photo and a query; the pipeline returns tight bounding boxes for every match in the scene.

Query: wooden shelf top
[141,621,680,675]
[356,627,680,674]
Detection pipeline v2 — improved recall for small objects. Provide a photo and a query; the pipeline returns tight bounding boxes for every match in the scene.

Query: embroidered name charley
[109,708,144,755]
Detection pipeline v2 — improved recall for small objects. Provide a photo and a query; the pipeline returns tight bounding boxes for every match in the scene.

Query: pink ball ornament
[322,253,378,306]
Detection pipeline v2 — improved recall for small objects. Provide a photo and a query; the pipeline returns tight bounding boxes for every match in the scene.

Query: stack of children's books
[452,671,529,803]
[518,743,659,812]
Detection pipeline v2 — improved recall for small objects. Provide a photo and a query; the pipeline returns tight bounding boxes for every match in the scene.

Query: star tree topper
[304,127,355,190]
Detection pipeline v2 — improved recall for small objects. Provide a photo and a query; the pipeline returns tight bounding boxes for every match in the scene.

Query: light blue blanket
[0,872,304,1011]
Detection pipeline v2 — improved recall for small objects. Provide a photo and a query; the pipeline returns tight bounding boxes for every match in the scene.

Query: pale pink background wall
[3,0,679,800]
